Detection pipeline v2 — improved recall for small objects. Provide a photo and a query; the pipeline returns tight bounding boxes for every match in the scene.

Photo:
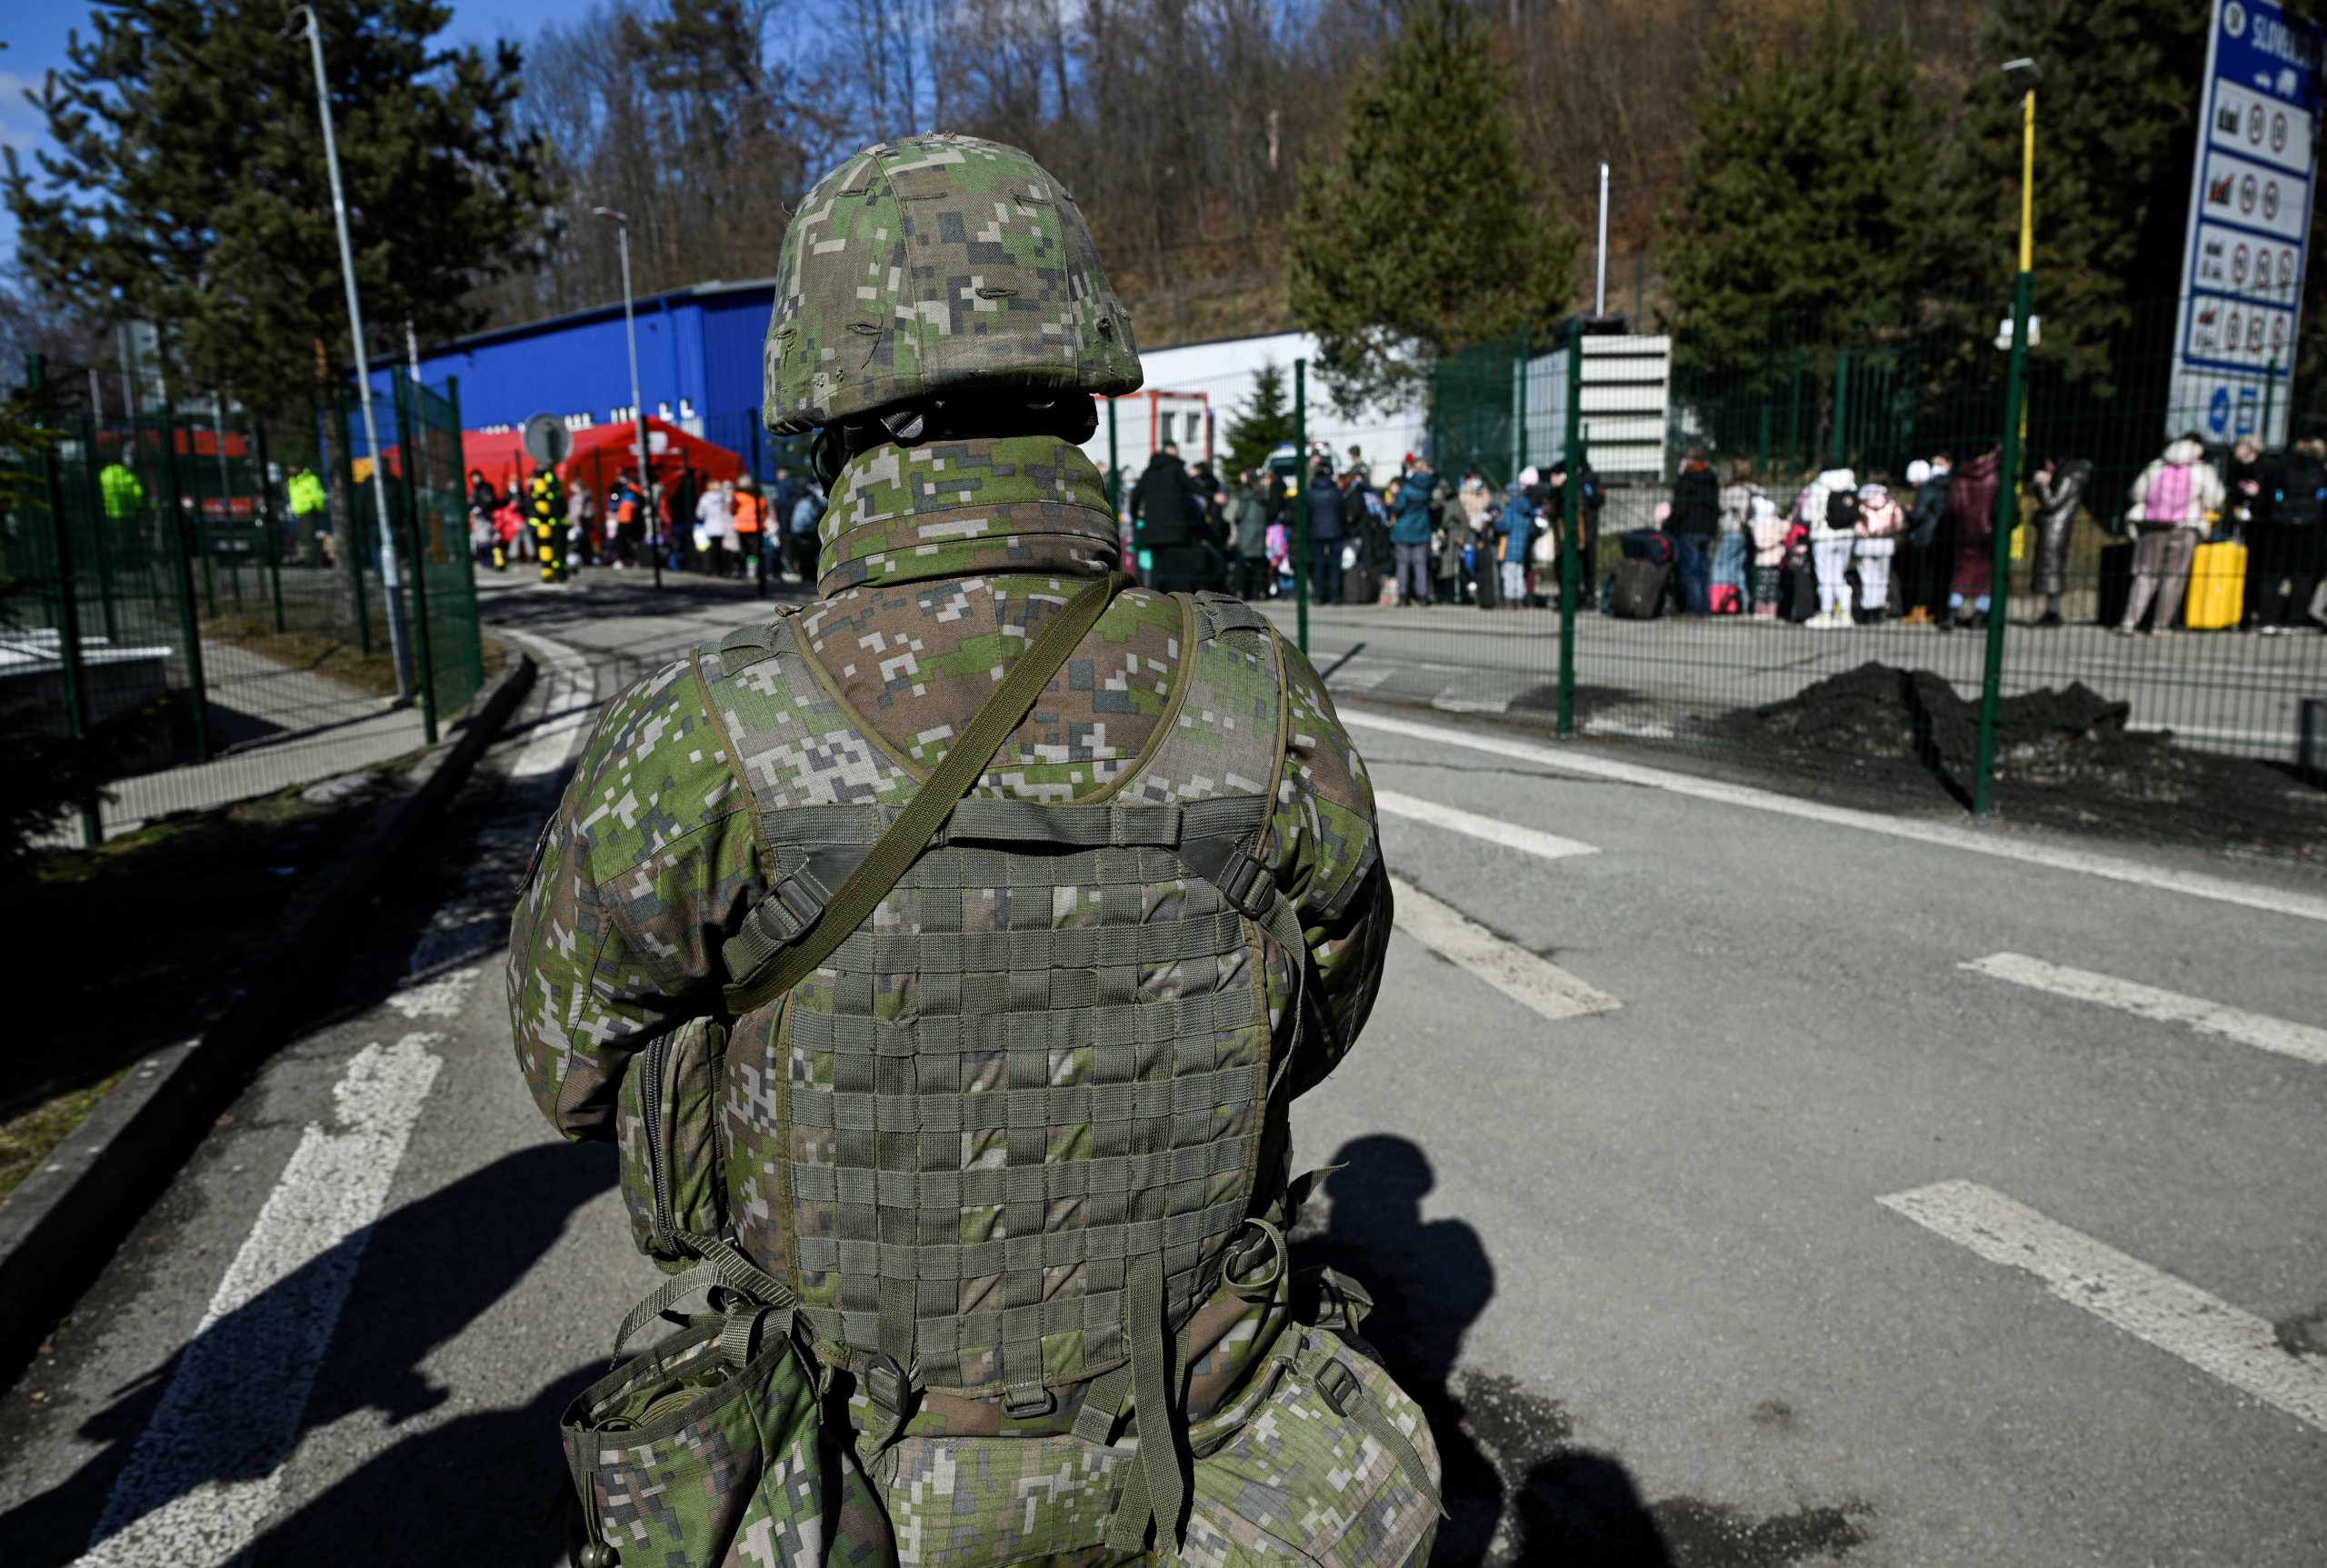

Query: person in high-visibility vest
[528,465,567,584]
[287,466,329,567]
[730,474,765,584]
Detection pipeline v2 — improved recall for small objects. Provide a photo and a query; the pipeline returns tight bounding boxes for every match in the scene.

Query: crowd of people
[464,461,833,587]
[1135,428,2321,636]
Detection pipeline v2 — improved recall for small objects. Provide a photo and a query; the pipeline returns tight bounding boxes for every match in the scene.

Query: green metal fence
[5,359,484,844]
[1276,284,2323,828]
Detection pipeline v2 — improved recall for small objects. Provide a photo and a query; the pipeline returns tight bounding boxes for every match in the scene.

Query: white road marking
[496,627,599,780]
[1389,874,1620,1021]
[1962,953,2327,1068]
[71,638,595,1563]
[1328,660,1398,693]
[1343,708,2327,926]
[1373,790,1598,864]
[1880,1180,2327,1434]
[76,1037,449,1565]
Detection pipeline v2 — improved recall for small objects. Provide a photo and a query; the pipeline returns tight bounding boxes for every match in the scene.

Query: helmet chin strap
[810,394,1102,485]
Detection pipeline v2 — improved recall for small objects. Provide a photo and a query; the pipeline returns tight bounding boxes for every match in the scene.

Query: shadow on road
[0,1143,613,1562]
[1291,1137,1694,1565]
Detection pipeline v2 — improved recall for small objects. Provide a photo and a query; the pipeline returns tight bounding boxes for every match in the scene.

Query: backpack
[586,583,1438,1564]
[1824,487,1862,534]
[2143,462,2193,524]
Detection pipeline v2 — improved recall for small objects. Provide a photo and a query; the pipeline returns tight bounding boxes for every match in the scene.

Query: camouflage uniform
[510,134,1432,1568]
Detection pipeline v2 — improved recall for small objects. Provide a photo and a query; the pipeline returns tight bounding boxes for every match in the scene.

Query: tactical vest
[672,580,1304,1426]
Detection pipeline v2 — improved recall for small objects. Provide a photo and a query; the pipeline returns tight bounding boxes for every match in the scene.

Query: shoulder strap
[721,573,1126,1014]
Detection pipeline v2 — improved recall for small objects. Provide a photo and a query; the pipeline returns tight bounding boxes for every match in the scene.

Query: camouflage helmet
[763,134,1143,435]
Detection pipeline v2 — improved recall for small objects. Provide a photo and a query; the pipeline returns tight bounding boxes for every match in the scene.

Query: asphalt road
[3,573,2321,1567]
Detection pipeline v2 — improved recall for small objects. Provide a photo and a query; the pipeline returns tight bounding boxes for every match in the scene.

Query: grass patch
[201,613,405,699]
[0,1068,133,1205]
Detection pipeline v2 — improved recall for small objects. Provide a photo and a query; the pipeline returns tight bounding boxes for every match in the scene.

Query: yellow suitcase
[2185,539,2246,630]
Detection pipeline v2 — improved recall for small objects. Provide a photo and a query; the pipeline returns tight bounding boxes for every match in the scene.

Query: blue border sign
[2170,0,2321,445]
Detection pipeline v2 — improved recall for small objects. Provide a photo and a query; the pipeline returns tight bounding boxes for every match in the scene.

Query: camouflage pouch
[1179,1324,1442,1568]
[561,1307,895,1568]
[616,1018,727,1270]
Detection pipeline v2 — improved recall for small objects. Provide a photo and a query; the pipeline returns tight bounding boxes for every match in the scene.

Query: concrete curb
[0,652,540,1373]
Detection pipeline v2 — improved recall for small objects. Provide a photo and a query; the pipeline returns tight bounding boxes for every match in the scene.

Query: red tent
[457,416,747,497]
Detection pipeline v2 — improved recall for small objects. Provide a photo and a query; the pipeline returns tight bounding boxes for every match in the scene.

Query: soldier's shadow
[1295,1134,1673,1567]
[0,1142,612,1564]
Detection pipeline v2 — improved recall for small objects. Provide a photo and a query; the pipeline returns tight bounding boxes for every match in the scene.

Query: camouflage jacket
[507,433,1391,1437]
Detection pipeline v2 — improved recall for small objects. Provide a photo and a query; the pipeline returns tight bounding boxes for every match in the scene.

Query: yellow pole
[2019,89,2035,273]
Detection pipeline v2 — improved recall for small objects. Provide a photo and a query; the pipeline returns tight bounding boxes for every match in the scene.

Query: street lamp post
[1975,57,2041,817]
[594,206,659,588]
[288,5,414,700]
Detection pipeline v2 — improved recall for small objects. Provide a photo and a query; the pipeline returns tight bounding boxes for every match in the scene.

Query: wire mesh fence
[1229,289,2324,823]
[5,359,487,844]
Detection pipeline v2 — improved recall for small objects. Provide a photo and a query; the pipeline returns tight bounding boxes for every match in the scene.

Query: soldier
[510,134,1436,1566]
[529,464,568,583]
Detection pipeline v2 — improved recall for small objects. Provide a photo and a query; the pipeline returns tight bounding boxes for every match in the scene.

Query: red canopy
[457,416,747,496]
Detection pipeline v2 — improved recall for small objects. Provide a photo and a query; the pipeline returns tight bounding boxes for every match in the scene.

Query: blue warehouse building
[375,277,784,464]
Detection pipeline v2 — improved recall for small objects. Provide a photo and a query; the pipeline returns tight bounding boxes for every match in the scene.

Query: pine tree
[5,0,551,414]
[1286,0,1574,418]
[1659,8,1942,399]
[1223,360,1297,478]
[1948,0,2212,390]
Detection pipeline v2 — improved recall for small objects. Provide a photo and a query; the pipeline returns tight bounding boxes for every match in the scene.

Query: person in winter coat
[2257,436,2325,634]
[1432,482,1470,604]
[2027,456,2092,626]
[1546,459,1605,607]
[1714,460,1758,608]
[1803,466,1859,628]
[1230,473,1271,601]
[1306,460,1345,605]
[1390,458,1437,606]
[1945,446,2003,630]
[1497,472,1538,610]
[1852,479,1907,624]
[1460,474,1496,607]
[1900,456,1952,623]
[2115,434,2224,635]
[1747,494,1789,619]
[1667,447,1721,614]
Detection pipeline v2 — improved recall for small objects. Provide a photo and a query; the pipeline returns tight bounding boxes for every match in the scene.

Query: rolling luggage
[2184,539,2246,629]
[1610,556,1670,620]
[1709,583,1742,615]
[1781,559,1819,623]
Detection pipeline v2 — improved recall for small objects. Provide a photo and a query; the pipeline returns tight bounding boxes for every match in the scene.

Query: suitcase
[1709,583,1743,615]
[1342,566,1378,605]
[2095,541,2134,626]
[2184,539,2246,629]
[1781,560,1819,623]
[1610,557,1669,620]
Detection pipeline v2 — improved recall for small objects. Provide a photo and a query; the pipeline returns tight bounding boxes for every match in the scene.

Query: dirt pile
[1722,662,2325,856]
[1744,663,2146,789]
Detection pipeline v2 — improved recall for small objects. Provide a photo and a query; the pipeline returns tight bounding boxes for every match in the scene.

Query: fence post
[1787,349,1803,469]
[447,377,484,688]
[79,410,121,641]
[30,356,103,845]
[1830,348,1850,464]
[254,419,286,634]
[1513,328,1529,476]
[156,399,212,762]
[394,378,439,745]
[1291,362,1309,654]
[1975,272,2035,816]
[328,392,373,658]
[2262,356,2280,444]
[1557,323,1583,738]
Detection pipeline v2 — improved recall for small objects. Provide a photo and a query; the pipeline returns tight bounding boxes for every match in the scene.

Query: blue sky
[1,0,581,263]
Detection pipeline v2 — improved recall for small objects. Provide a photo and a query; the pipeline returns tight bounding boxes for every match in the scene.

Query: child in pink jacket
[1853,480,1907,624]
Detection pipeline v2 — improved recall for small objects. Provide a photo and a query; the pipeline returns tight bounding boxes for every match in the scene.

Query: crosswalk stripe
[1373,791,1598,863]
[1880,1180,2327,1434]
[1963,953,2327,1068]
[1389,874,1620,1022]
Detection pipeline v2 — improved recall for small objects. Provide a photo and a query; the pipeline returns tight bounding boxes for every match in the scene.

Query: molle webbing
[703,582,1296,1410]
